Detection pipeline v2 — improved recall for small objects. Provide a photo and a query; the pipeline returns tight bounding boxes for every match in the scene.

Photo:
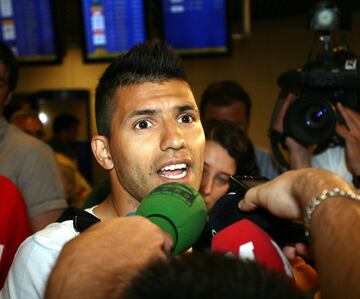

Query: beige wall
[16,14,360,150]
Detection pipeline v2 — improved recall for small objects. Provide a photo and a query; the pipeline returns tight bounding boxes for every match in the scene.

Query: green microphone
[136,182,207,255]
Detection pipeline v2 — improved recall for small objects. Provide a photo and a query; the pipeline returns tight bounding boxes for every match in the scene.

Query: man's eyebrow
[127,104,197,121]
[127,109,158,121]
[177,104,197,113]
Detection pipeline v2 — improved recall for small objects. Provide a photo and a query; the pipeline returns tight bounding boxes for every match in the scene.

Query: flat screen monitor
[81,0,147,62]
[0,0,62,64]
[161,0,230,56]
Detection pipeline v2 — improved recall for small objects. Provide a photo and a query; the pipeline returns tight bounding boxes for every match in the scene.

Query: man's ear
[91,135,114,170]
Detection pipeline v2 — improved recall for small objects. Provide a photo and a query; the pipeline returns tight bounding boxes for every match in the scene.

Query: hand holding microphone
[136,182,207,254]
[47,184,206,299]
[46,216,174,299]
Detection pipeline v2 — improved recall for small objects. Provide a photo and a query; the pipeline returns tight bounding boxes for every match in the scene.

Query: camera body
[280,52,360,146]
[277,1,359,147]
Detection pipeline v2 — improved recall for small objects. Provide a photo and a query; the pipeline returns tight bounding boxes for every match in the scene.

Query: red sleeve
[0,176,32,288]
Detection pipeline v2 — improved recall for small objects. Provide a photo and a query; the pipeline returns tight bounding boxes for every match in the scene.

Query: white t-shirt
[0,207,97,299]
[311,146,352,184]
[254,146,278,179]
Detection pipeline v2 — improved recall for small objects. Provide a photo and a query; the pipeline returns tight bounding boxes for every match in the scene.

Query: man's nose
[160,120,186,151]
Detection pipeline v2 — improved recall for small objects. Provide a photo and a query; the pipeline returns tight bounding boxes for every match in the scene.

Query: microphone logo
[239,242,256,260]
[148,183,197,206]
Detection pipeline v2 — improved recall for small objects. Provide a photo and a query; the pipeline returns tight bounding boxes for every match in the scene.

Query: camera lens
[283,95,336,145]
[305,106,329,129]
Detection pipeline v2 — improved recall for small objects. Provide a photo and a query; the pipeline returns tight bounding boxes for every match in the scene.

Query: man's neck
[93,192,140,219]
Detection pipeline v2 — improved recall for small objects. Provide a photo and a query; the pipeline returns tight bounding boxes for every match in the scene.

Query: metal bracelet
[304,187,360,237]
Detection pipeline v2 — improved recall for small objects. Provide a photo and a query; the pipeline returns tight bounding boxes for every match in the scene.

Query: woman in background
[200,118,260,211]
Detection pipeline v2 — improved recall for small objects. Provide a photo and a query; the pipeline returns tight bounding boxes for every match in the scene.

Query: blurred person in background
[48,113,92,207]
[272,91,360,189]
[200,80,278,180]
[200,118,259,211]
[10,109,45,140]
[0,42,67,233]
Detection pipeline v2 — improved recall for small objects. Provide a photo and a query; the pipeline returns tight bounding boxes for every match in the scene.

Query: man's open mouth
[158,163,189,179]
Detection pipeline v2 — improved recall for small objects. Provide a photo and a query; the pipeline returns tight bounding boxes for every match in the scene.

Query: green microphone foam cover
[136,182,206,254]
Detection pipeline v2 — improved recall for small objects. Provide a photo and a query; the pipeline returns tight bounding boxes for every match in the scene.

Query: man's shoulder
[6,125,52,153]
[30,221,79,251]
[1,221,79,299]
[8,221,78,277]
[11,221,77,267]
[0,126,60,185]
[0,125,57,171]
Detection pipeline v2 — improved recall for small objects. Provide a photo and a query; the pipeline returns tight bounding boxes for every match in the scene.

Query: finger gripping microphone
[211,219,294,279]
[136,182,207,255]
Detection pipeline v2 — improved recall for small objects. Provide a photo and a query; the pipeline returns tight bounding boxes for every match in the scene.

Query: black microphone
[193,192,308,251]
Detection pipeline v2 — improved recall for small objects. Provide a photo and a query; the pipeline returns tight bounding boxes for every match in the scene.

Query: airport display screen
[81,0,146,62]
[0,0,61,63]
[161,0,229,55]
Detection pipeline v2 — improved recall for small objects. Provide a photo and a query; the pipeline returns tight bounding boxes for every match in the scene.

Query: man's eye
[179,114,194,123]
[135,120,152,129]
